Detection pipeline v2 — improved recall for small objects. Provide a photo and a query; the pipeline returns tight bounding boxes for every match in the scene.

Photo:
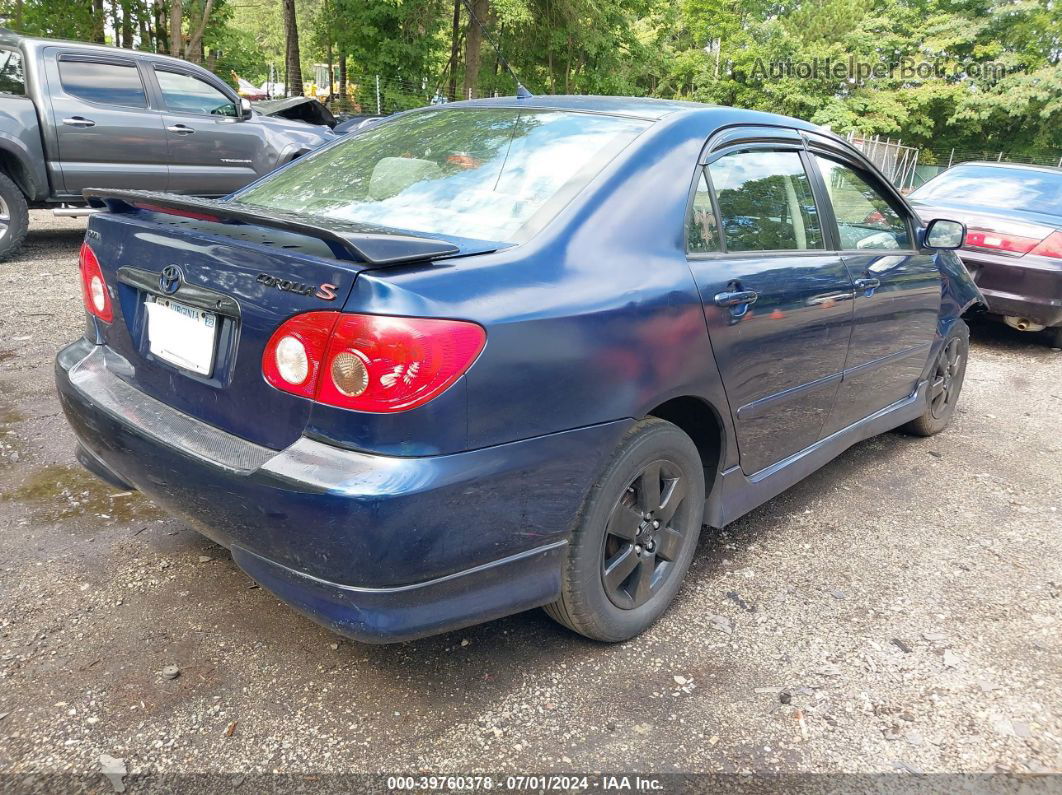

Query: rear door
[45,50,168,195]
[686,130,855,475]
[804,137,940,433]
[150,65,263,195]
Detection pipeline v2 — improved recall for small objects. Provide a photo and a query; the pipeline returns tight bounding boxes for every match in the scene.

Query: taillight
[78,242,113,323]
[262,312,486,413]
[964,229,1040,255]
[262,311,339,399]
[1028,230,1062,260]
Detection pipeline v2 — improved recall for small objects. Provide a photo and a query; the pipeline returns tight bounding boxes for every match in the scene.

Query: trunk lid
[83,193,465,450]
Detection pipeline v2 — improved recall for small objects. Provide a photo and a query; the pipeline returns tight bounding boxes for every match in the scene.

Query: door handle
[854,277,880,293]
[714,289,759,307]
[62,117,95,127]
[167,124,195,135]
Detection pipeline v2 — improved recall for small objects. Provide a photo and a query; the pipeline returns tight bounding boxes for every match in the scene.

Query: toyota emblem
[159,265,183,295]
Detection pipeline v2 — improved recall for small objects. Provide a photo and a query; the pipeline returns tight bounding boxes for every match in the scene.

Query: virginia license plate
[145,296,218,376]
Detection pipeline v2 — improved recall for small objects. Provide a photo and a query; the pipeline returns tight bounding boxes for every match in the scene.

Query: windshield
[236,108,650,242]
[912,165,1062,216]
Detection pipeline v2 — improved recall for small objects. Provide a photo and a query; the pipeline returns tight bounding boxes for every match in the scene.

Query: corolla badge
[257,273,338,301]
[159,265,183,295]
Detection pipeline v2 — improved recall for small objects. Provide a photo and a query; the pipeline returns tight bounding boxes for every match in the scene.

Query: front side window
[58,59,146,108]
[815,156,909,250]
[155,69,237,117]
[687,170,720,254]
[707,150,824,252]
[236,108,650,242]
[0,49,25,96]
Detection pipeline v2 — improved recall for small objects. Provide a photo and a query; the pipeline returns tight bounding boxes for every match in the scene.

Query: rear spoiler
[83,189,461,266]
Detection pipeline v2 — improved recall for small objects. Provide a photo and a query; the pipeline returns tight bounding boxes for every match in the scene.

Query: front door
[151,66,262,195]
[47,52,169,195]
[807,151,941,433]
[686,145,855,475]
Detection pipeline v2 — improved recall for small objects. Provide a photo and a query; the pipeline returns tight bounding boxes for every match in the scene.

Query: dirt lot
[0,211,1060,781]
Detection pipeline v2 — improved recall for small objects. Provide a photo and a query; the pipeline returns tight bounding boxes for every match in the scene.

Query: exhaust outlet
[1004,316,1046,333]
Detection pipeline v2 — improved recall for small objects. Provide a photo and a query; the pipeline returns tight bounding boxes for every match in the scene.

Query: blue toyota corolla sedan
[56,96,982,643]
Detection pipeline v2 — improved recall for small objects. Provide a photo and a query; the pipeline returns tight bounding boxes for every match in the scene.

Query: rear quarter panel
[311,112,738,463]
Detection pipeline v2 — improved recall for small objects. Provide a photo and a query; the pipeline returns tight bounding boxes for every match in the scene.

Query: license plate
[144,296,218,376]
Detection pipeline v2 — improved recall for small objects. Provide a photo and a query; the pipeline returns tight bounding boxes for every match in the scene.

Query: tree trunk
[185,0,214,64]
[154,0,168,54]
[338,53,347,111]
[169,0,182,57]
[120,0,134,48]
[92,0,106,42]
[462,0,488,100]
[325,40,333,102]
[14,0,23,30]
[448,0,461,100]
[138,0,152,51]
[283,0,303,97]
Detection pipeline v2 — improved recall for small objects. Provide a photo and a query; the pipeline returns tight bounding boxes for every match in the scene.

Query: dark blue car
[56,96,983,643]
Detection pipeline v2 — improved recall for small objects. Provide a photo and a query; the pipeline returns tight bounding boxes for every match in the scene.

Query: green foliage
[2,0,1058,155]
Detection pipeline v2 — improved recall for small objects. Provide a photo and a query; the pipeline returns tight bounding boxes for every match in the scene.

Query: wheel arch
[0,139,40,200]
[646,395,725,494]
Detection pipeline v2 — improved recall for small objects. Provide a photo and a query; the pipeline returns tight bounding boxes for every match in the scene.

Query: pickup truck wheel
[0,172,29,262]
[901,320,969,437]
[544,418,704,642]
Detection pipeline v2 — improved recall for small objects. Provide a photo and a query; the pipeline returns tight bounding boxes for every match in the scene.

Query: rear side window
[236,108,650,242]
[814,156,910,250]
[708,150,824,252]
[58,59,146,108]
[0,49,25,96]
[155,69,238,117]
[687,170,719,254]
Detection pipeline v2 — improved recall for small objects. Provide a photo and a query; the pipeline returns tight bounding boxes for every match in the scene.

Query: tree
[283,0,303,96]
[463,0,487,99]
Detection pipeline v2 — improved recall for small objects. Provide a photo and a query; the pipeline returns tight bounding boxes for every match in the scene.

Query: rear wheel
[545,418,704,642]
[1048,326,1062,349]
[0,172,28,263]
[901,320,969,437]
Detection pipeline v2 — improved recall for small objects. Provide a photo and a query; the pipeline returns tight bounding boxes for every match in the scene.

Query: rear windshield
[236,108,650,242]
[912,165,1062,215]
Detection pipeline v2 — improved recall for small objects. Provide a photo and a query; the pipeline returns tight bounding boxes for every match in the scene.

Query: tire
[0,171,28,263]
[901,319,970,437]
[544,417,705,642]
[1047,326,1062,349]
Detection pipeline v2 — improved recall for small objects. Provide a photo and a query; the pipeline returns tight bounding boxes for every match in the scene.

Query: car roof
[441,94,709,120]
[427,94,824,132]
[948,160,1062,176]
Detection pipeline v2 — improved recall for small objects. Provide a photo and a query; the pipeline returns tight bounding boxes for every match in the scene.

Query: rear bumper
[958,250,1062,327]
[56,339,627,642]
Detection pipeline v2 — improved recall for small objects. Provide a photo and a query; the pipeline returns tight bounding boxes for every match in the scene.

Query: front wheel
[901,320,969,437]
[544,418,705,642]
[0,172,28,262]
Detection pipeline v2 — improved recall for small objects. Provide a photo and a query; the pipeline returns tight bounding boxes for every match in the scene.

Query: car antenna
[459,0,533,99]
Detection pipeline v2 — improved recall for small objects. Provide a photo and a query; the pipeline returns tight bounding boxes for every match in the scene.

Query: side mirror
[240,98,253,120]
[924,218,965,250]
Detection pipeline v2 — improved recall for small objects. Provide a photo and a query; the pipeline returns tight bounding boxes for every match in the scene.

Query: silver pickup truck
[0,29,334,260]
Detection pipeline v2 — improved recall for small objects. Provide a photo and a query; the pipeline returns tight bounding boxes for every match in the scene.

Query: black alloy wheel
[929,337,963,419]
[601,460,690,610]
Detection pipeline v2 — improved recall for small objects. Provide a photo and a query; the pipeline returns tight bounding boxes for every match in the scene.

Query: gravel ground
[0,211,1060,782]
